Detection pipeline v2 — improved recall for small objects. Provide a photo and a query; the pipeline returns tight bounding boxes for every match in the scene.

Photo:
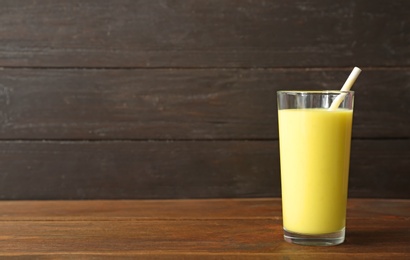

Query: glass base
[284,228,345,246]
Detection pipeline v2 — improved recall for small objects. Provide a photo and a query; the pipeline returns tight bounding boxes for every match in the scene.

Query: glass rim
[277,90,354,94]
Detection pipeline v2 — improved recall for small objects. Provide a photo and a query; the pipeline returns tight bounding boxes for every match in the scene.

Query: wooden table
[0,199,408,259]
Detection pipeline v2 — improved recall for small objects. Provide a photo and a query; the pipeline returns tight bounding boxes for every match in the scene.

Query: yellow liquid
[278,108,353,235]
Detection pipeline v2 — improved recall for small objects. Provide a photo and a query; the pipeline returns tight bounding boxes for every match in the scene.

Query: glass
[277,91,354,246]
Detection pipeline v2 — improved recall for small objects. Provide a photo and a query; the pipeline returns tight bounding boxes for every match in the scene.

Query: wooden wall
[0,0,408,199]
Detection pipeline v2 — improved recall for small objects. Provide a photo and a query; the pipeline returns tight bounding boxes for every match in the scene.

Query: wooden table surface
[0,199,409,259]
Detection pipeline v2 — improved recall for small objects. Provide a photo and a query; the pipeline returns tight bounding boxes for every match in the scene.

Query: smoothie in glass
[277,90,354,246]
[278,108,352,234]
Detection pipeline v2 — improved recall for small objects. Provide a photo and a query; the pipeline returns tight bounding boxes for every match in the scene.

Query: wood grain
[0,140,408,200]
[0,199,408,258]
[0,198,407,220]
[0,198,278,220]
[0,0,408,67]
[0,68,408,139]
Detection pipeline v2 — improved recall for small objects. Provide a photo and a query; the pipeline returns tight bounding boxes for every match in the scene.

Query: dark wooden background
[0,0,408,199]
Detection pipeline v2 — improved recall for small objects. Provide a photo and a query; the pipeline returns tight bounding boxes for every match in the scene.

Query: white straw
[329,67,362,110]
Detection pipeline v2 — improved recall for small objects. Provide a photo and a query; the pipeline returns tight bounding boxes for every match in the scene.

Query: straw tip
[353,67,362,72]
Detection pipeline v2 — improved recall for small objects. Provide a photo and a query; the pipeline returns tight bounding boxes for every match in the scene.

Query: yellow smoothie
[278,108,353,235]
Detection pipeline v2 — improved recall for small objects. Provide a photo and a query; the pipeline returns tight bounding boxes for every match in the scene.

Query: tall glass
[277,91,354,246]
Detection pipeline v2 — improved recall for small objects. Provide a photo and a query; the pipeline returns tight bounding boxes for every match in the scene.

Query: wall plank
[349,140,410,198]
[0,0,408,67]
[0,141,279,199]
[0,68,408,139]
[0,140,408,200]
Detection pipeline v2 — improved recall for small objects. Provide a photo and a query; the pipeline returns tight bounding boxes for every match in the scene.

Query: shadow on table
[346,229,410,246]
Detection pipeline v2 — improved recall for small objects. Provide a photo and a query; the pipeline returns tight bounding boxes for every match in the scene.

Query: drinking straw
[329,67,362,110]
